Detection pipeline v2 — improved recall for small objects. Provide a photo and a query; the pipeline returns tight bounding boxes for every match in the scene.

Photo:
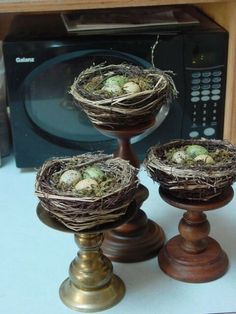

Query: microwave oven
[3,6,228,168]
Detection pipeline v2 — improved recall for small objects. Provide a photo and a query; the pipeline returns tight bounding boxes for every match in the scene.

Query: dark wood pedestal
[97,119,165,262]
[158,186,234,283]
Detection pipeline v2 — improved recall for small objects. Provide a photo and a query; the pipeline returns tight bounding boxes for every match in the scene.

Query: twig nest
[144,138,236,201]
[70,63,177,128]
[35,153,139,231]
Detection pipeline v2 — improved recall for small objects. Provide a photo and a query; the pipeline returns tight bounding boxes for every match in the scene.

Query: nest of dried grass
[144,139,236,201]
[70,63,177,128]
[35,153,139,232]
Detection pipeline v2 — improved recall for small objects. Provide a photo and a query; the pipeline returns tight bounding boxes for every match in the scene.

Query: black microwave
[3,6,228,168]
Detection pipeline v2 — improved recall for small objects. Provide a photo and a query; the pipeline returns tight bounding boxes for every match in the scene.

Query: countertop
[1,155,236,314]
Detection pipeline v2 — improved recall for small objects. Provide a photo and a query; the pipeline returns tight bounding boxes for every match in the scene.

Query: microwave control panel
[182,65,226,140]
[181,31,227,140]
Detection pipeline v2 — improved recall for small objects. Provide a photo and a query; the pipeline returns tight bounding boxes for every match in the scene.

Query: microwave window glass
[24,57,108,143]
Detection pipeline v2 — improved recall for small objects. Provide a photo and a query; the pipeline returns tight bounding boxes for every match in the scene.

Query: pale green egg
[101,84,122,95]
[104,75,128,87]
[83,166,105,181]
[186,145,209,158]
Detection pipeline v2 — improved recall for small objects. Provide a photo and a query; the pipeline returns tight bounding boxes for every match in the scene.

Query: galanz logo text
[15,57,35,63]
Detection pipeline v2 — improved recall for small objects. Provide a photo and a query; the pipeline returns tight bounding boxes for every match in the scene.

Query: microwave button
[191,85,200,91]
[212,77,221,83]
[201,78,211,84]
[212,70,222,76]
[192,78,201,84]
[191,91,200,96]
[204,127,215,136]
[211,89,221,95]
[189,131,199,138]
[211,95,221,101]
[212,83,221,89]
[201,96,210,102]
[201,84,211,90]
[202,71,211,77]
[191,72,201,78]
[191,97,200,103]
[201,90,210,96]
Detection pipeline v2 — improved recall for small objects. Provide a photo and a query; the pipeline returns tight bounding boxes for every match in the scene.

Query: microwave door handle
[131,102,170,144]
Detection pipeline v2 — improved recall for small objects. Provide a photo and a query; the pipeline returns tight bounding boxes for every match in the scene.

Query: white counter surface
[1,155,236,314]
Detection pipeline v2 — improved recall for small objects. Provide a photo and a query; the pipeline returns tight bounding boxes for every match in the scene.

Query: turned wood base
[102,210,165,263]
[102,184,165,263]
[158,186,233,283]
[97,120,165,263]
[158,235,228,283]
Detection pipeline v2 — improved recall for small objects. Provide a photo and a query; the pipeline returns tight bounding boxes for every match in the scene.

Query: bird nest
[35,153,139,232]
[144,139,236,201]
[70,63,177,128]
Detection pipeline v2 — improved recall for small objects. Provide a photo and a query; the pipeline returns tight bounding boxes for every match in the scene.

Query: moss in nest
[83,75,105,93]
[164,145,233,166]
[50,163,116,197]
[82,70,156,98]
[131,76,154,91]
[210,148,234,163]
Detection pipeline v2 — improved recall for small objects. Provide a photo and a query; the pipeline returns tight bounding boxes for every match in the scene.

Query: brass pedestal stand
[37,201,136,312]
[96,119,165,263]
[158,187,234,283]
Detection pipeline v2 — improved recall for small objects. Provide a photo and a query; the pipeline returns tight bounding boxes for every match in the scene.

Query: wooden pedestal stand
[96,118,165,263]
[158,186,234,283]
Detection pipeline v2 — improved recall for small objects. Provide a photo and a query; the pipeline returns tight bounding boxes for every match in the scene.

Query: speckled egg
[194,154,215,164]
[171,151,187,164]
[59,170,82,186]
[74,178,98,191]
